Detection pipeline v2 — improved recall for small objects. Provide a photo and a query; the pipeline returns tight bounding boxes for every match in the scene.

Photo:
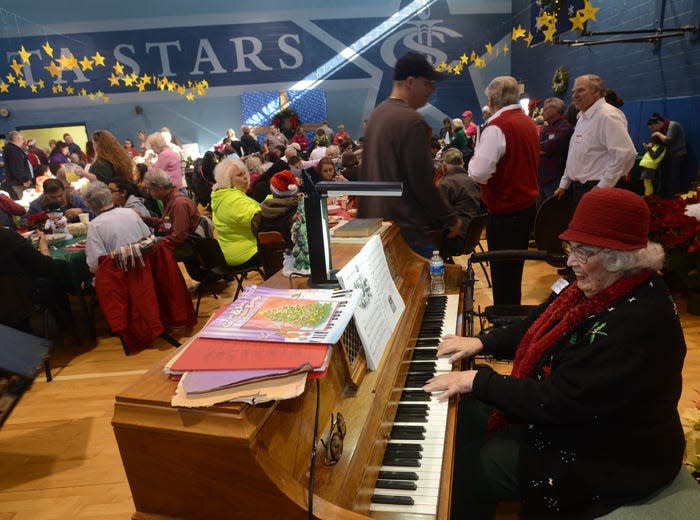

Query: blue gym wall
[512,0,700,181]
[1,0,698,173]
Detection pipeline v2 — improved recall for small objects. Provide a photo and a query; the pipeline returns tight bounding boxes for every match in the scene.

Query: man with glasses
[359,51,460,258]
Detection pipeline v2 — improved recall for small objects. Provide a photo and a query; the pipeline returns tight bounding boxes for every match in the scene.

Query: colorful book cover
[197,285,359,343]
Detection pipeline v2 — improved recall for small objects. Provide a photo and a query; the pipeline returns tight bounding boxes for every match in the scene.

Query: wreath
[271,108,302,139]
[552,66,569,95]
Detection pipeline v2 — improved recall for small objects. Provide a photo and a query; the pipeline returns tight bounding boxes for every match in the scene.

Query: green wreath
[552,66,569,95]
[271,108,302,139]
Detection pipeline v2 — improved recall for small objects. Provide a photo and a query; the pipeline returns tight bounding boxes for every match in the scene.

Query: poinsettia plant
[646,194,700,290]
[25,211,49,231]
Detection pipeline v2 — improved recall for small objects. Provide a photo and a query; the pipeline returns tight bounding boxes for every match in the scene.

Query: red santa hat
[270,170,299,197]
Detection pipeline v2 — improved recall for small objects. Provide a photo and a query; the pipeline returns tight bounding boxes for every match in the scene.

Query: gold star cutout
[18,78,27,88]
[0,82,8,93]
[512,25,526,41]
[30,83,38,93]
[95,90,104,98]
[187,80,193,87]
[140,74,152,85]
[470,50,477,61]
[543,25,557,43]
[6,74,16,84]
[569,12,587,31]
[108,74,121,86]
[485,42,493,55]
[474,56,486,69]
[88,93,96,101]
[80,88,87,96]
[525,32,534,47]
[580,0,601,22]
[10,59,24,77]
[92,52,106,66]
[199,79,209,88]
[129,72,138,82]
[123,75,134,87]
[158,78,167,91]
[137,82,146,92]
[52,85,59,94]
[42,41,54,58]
[65,54,78,70]
[460,53,468,65]
[18,46,32,64]
[55,84,63,93]
[177,85,186,96]
[45,61,62,78]
[38,79,45,89]
[186,92,195,101]
[79,56,94,71]
[503,44,509,54]
[113,61,125,75]
[66,86,74,95]
[167,82,175,92]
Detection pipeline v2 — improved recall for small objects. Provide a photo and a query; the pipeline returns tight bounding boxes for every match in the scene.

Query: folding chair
[256,231,287,280]
[187,236,264,315]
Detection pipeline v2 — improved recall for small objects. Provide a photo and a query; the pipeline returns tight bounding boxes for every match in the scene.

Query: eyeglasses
[320,412,346,465]
[561,241,601,264]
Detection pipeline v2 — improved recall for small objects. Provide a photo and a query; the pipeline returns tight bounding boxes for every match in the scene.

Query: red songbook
[170,336,331,373]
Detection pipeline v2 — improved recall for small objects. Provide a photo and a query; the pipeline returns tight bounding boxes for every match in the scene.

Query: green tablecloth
[49,235,89,293]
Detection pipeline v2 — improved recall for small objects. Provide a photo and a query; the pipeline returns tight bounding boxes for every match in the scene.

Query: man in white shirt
[554,74,636,205]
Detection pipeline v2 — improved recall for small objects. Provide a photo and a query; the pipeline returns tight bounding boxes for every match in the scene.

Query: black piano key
[381,457,421,467]
[386,442,423,452]
[371,495,415,506]
[384,448,423,460]
[390,428,425,440]
[397,404,429,412]
[375,480,418,491]
[378,470,419,481]
[400,390,430,401]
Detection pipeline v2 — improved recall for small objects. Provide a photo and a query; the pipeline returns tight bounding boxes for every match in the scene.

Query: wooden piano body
[112,225,464,519]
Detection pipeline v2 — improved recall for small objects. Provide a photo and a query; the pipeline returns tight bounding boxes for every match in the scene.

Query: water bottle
[163,215,172,232]
[430,250,445,295]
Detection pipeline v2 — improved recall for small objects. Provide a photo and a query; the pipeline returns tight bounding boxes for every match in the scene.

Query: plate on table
[328,216,342,226]
[326,204,341,215]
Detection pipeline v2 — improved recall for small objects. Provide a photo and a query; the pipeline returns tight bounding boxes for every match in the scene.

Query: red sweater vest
[480,108,540,214]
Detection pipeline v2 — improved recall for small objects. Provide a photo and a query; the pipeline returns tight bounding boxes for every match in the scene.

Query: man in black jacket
[1,131,32,199]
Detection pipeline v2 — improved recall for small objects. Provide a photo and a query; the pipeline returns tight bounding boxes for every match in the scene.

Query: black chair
[461,213,491,287]
[256,231,287,280]
[186,236,264,315]
[534,195,576,268]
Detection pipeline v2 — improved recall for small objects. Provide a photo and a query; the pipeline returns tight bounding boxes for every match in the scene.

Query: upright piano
[112,225,465,519]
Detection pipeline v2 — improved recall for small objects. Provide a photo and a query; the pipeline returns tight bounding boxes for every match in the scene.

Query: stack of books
[165,285,360,407]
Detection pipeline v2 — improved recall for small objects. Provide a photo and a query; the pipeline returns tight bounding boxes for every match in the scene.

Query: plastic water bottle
[430,250,445,295]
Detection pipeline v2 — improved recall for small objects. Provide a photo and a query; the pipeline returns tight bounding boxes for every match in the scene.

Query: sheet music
[336,235,405,370]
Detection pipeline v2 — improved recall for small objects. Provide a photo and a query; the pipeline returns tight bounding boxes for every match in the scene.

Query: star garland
[436,0,601,77]
[0,41,210,104]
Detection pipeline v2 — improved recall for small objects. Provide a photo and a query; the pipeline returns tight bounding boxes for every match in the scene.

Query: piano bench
[598,467,700,519]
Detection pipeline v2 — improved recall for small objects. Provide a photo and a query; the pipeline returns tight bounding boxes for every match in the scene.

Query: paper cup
[78,213,90,225]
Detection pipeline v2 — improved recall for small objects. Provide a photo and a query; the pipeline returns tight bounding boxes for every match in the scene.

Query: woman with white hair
[211,158,261,267]
[425,188,686,519]
[83,181,151,273]
[146,132,183,189]
[450,118,467,151]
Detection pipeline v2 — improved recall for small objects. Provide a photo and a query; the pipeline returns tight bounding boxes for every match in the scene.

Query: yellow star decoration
[66,54,78,70]
[18,46,32,64]
[137,82,146,92]
[123,75,134,87]
[38,79,45,89]
[503,44,509,54]
[95,90,104,98]
[542,24,557,43]
[18,78,27,88]
[525,32,534,47]
[460,53,469,65]
[140,74,152,85]
[177,85,186,96]
[88,93,96,100]
[51,85,59,94]
[453,63,463,75]
[108,74,121,86]
[80,88,87,96]
[186,92,195,101]
[484,42,493,55]
[58,53,72,70]
[45,61,62,78]
[42,41,54,58]
[512,25,526,41]
[569,12,587,31]
[30,83,38,93]
[92,52,106,66]
[0,82,8,93]
[470,50,477,61]
[66,86,74,95]
[580,0,601,22]
[55,84,63,93]
[199,79,209,89]
[113,61,125,75]
[6,74,16,84]
[10,59,24,77]
[79,56,94,71]
[474,56,486,69]
[129,72,138,82]
[167,81,175,92]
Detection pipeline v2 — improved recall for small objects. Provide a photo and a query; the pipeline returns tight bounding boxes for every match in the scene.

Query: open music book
[197,285,360,344]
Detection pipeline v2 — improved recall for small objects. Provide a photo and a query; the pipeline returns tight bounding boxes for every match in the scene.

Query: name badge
[551,277,570,294]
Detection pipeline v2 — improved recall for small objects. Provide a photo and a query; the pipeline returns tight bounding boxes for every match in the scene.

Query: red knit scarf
[487,269,652,433]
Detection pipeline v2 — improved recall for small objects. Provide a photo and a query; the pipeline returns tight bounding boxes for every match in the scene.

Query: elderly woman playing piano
[424,188,686,519]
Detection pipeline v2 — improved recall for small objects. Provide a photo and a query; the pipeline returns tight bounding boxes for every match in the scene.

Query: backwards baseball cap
[441,148,464,166]
[559,188,649,251]
[393,52,445,81]
[270,170,299,197]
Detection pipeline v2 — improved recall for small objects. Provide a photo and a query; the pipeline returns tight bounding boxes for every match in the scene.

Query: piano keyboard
[370,294,458,516]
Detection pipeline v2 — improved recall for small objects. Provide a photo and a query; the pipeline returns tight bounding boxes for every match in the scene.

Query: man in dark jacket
[1,131,33,199]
